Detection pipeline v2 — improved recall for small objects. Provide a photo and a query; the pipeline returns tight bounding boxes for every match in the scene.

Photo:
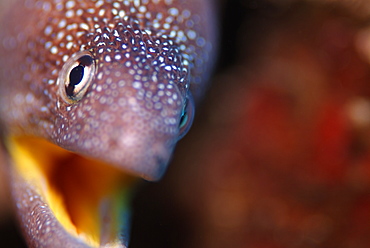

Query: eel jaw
[6,136,137,248]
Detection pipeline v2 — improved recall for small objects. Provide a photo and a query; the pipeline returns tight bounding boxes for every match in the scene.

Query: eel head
[0,0,217,247]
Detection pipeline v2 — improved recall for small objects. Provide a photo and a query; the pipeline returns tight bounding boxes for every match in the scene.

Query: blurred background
[4,0,370,247]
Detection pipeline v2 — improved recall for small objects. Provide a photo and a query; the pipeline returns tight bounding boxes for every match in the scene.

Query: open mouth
[7,136,137,247]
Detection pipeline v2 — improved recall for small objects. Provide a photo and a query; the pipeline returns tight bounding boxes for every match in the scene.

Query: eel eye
[178,93,195,140]
[58,51,96,103]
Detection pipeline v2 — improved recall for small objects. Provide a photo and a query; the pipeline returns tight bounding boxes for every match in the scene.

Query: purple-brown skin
[0,0,217,247]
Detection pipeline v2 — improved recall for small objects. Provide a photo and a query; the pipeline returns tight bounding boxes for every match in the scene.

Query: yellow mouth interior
[7,136,137,247]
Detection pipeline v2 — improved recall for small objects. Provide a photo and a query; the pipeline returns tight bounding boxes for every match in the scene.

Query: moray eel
[0,0,216,247]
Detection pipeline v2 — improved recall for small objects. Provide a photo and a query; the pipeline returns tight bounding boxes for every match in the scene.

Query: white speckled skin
[0,0,216,180]
[0,0,217,247]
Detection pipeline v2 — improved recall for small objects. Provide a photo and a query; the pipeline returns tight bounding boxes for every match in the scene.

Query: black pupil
[179,113,186,127]
[65,55,93,97]
[66,65,84,96]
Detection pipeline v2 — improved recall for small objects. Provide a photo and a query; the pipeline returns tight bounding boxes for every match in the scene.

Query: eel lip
[57,126,176,182]
[6,136,137,248]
